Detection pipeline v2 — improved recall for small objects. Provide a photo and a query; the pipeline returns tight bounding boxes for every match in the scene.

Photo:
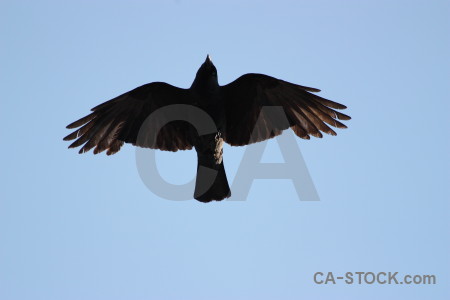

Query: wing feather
[64,82,194,154]
[221,73,350,146]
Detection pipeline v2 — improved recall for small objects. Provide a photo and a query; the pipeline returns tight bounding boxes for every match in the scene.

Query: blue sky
[1,1,449,299]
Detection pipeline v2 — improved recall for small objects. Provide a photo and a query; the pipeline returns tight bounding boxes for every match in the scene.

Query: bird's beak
[205,54,212,64]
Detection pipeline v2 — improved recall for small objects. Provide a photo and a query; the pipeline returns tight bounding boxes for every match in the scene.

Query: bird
[64,55,350,202]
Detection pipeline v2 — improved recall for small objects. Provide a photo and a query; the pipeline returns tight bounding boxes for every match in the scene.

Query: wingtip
[311,131,323,138]
[299,85,321,93]
[327,129,337,136]
[78,148,88,154]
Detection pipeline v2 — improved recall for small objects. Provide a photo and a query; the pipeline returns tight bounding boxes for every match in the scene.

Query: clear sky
[1,1,449,299]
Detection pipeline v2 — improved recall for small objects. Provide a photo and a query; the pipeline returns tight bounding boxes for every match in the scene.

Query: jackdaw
[64,55,350,202]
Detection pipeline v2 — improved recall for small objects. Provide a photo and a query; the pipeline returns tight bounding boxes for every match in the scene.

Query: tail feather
[194,161,231,202]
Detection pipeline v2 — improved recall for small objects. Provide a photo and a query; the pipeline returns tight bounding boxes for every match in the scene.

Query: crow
[64,55,350,202]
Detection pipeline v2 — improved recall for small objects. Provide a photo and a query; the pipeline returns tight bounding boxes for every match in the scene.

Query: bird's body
[64,55,350,202]
[188,56,231,201]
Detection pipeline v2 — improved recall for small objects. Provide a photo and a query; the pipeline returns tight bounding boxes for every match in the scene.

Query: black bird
[64,55,350,202]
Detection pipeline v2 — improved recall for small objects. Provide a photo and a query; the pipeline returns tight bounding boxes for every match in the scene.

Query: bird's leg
[214,132,224,164]
[194,132,223,166]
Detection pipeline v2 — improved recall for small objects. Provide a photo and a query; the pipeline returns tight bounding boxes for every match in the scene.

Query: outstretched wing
[221,73,351,146]
[64,82,195,155]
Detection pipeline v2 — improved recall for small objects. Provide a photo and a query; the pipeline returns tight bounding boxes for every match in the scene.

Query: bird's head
[191,55,219,89]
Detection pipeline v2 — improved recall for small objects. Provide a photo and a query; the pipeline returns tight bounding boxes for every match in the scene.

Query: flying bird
[64,55,350,202]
